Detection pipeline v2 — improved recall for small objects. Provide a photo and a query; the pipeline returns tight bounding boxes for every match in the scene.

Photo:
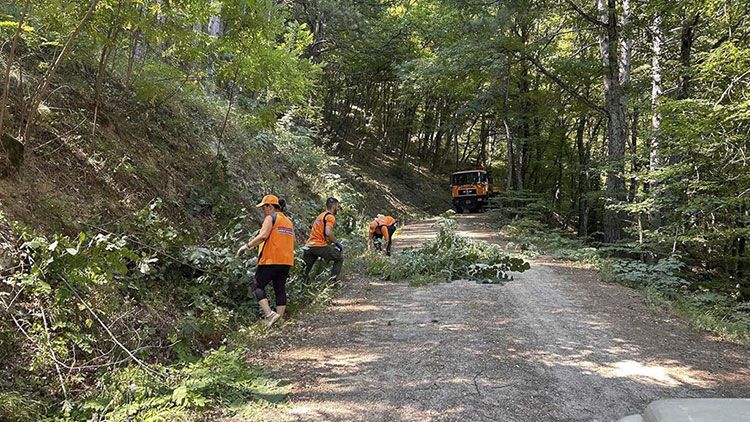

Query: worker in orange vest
[368,214,397,256]
[237,195,294,328]
[302,197,344,283]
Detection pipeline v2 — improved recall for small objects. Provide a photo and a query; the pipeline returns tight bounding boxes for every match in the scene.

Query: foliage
[0,0,317,144]
[607,256,688,291]
[498,217,599,263]
[362,217,529,285]
[0,199,338,420]
[75,347,287,422]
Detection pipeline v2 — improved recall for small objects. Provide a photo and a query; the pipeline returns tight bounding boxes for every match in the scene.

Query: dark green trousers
[302,245,343,280]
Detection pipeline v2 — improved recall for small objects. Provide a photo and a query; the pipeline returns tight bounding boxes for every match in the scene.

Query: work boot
[264,311,281,328]
[328,276,342,289]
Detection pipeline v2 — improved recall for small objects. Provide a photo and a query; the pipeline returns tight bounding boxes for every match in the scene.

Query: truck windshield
[451,172,485,185]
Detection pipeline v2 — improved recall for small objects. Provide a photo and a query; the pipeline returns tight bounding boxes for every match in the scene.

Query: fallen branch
[40,302,69,400]
[79,221,225,277]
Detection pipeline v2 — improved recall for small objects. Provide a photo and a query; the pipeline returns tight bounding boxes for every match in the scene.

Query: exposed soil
[253,214,750,421]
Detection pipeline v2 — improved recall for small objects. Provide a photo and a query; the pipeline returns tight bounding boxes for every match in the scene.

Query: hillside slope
[0,63,446,238]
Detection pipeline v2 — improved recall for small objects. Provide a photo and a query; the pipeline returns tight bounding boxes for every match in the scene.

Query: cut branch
[60,277,164,380]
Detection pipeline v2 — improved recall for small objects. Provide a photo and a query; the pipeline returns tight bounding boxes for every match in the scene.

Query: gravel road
[255,214,750,422]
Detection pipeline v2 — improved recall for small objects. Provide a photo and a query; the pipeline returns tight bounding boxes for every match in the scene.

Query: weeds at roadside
[359,217,530,285]
[0,202,340,421]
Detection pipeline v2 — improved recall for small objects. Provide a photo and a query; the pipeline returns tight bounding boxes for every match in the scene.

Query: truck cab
[450,168,495,213]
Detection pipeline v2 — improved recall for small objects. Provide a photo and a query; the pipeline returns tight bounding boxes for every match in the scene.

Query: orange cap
[256,194,280,208]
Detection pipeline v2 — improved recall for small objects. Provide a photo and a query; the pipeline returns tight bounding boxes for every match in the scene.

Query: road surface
[255,214,750,421]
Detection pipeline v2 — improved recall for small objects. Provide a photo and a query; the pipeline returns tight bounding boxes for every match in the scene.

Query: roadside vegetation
[489,194,750,344]
[361,215,530,286]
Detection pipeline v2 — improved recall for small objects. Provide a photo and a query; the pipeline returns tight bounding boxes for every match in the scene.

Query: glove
[334,242,343,251]
[236,245,249,257]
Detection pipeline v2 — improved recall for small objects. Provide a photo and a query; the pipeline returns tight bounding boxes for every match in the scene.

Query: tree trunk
[504,119,514,192]
[599,0,628,244]
[477,116,488,167]
[677,13,699,100]
[628,106,639,202]
[649,12,664,228]
[0,0,31,138]
[588,118,603,236]
[501,64,514,191]
[575,117,590,237]
[516,22,531,191]
[431,105,446,171]
[93,25,122,135]
[217,80,235,155]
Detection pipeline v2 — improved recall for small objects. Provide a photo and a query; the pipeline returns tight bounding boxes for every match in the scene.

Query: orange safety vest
[306,211,335,247]
[369,216,396,237]
[258,212,295,266]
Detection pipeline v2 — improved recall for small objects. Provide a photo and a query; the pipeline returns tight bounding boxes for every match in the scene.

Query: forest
[0,0,748,420]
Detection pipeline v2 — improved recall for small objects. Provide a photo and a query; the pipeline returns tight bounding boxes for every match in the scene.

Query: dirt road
[257,215,750,421]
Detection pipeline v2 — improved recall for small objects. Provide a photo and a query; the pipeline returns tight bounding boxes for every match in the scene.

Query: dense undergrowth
[360,215,530,286]
[487,195,750,344]
[1,191,361,421]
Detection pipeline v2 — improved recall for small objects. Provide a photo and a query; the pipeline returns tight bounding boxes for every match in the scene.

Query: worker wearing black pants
[368,215,397,256]
[372,224,397,255]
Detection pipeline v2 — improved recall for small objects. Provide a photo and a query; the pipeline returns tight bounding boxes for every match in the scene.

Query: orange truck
[450,168,495,213]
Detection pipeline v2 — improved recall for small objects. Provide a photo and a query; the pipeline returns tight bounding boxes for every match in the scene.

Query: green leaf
[172,385,188,405]
[22,238,45,249]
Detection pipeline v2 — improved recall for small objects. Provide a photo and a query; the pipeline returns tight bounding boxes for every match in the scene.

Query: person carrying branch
[368,214,397,256]
[302,197,344,284]
[237,195,294,328]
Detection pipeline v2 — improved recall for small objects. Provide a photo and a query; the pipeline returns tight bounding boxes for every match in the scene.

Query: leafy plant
[362,217,530,285]
[610,256,688,291]
[75,347,287,422]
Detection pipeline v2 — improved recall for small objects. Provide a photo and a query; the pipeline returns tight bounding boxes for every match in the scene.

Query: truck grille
[458,188,477,196]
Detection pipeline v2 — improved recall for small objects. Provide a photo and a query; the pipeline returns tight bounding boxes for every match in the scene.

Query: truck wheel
[454,206,463,214]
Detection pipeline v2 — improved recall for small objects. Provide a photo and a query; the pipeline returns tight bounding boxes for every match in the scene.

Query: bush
[499,217,598,263]
[609,256,688,291]
[362,217,529,285]
[604,256,750,343]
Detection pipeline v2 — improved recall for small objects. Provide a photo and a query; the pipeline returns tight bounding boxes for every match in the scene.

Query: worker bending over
[302,197,344,283]
[368,214,397,256]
